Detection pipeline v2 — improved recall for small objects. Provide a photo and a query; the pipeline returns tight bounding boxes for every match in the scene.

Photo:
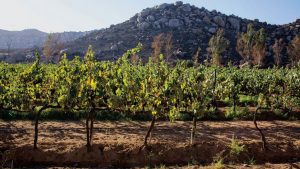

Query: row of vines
[1,44,300,152]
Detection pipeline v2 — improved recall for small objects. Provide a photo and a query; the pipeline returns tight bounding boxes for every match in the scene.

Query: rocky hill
[65,1,300,64]
[0,29,88,49]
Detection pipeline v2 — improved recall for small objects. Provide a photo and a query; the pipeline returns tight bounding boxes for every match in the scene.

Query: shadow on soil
[1,141,299,168]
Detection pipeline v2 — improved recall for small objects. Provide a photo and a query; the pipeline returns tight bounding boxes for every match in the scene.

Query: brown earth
[0,120,300,168]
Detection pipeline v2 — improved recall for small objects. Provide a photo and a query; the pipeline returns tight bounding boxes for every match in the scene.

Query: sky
[0,0,299,33]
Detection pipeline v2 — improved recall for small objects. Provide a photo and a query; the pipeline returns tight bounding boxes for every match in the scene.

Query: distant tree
[287,34,300,66]
[237,24,267,67]
[272,38,285,66]
[236,23,255,63]
[130,53,141,64]
[165,33,173,62]
[151,33,174,63]
[208,29,230,66]
[43,33,63,63]
[193,47,201,65]
[252,28,266,66]
[151,33,164,62]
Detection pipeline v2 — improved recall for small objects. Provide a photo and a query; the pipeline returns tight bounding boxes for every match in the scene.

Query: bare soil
[0,120,300,168]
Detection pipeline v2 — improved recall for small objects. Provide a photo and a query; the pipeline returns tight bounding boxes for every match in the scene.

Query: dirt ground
[40,163,300,169]
[0,120,300,168]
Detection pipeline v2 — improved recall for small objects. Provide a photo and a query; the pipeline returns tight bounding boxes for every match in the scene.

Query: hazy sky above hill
[0,0,299,32]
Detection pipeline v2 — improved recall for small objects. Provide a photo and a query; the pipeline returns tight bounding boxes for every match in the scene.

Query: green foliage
[248,157,256,165]
[0,44,300,122]
[225,106,250,120]
[212,154,225,169]
[239,95,257,105]
[229,136,245,156]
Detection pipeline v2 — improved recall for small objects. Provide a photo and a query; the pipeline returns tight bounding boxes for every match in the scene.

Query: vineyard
[1,45,300,168]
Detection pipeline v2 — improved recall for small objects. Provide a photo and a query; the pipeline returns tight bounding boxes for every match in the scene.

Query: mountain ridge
[0,29,90,49]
